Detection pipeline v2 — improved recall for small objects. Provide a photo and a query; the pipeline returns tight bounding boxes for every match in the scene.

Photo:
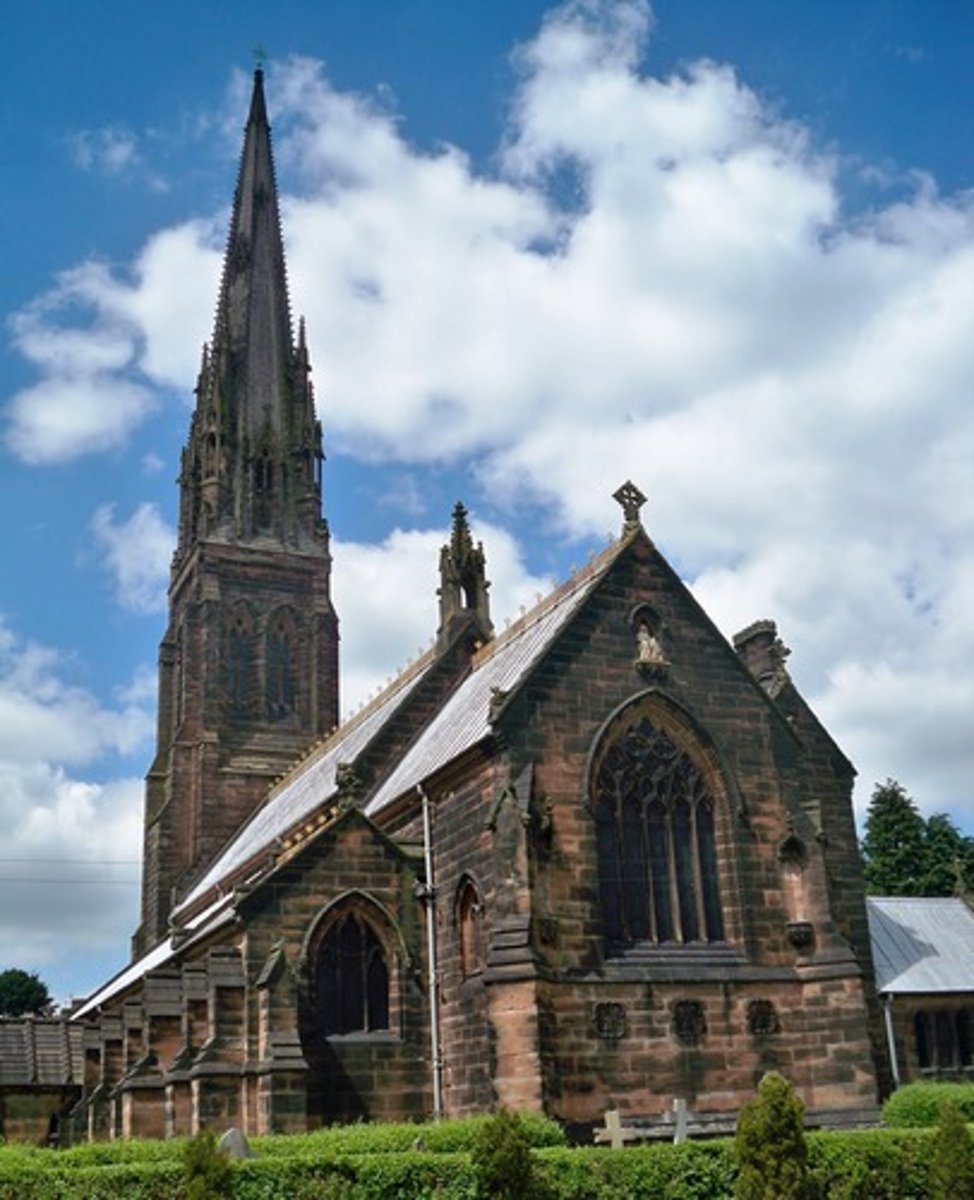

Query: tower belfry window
[225,610,254,716]
[593,707,725,950]
[266,612,296,720]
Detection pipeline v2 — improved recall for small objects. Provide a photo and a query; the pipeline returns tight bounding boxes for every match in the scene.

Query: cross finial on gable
[613,480,646,532]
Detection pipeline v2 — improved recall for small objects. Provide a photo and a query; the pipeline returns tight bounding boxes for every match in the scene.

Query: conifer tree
[930,1101,974,1200]
[861,779,928,894]
[861,779,974,896]
[735,1071,813,1200]
[922,813,974,896]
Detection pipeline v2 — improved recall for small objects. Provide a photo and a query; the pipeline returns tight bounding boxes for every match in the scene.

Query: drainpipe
[418,784,444,1119]
[883,994,900,1090]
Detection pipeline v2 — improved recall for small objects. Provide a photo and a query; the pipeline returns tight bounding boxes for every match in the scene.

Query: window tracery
[266,609,297,720]
[314,910,390,1036]
[593,706,724,950]
[224,606,254,717]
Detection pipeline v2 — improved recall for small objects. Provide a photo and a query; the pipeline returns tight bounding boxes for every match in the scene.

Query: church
[59,69,887,1139]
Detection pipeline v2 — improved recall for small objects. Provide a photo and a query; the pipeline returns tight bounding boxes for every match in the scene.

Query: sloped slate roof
[0,1018,84,1086]
[73,897,236,1019]
[868,896,974,994]
[366,539,621,817]
[180,534,623,910]
[174,651,437,916]
[73,537,625,1018]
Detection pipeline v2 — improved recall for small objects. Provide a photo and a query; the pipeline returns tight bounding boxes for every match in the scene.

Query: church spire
[139,67,339,953]
[176,66,325,556]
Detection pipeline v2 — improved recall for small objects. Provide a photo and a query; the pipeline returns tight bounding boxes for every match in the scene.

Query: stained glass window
[594,712,724,949]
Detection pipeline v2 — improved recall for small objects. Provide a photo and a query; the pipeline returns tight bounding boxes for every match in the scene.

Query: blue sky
[2,0,973,1005]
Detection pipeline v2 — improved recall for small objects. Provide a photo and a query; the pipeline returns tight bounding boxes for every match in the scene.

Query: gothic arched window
[456,878,484,979]
[224,607,254,717]
[266,610,297,720]
[315,910,390,1036]
[593,707,725,951]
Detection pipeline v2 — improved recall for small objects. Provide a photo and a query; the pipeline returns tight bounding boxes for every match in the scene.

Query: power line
[0,878,139,885]
[0,858,140,865]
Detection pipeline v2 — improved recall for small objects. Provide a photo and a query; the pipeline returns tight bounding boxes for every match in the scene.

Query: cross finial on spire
[613,480,646,532]
[252,44,268,71]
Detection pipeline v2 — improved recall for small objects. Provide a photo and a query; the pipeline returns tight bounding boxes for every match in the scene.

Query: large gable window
[315,910,390,1036]
[593,706,724,950]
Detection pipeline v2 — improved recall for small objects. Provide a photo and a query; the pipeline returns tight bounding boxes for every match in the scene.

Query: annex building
[8,71,895,1141]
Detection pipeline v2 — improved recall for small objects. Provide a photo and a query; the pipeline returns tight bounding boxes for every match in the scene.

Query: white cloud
[0,621,151,988]
[3,0,973,832]
[91,502,174,614]
[5,375,155,464]
[334,517,553,715]
[4,224,221,464]
[70,127,140,175]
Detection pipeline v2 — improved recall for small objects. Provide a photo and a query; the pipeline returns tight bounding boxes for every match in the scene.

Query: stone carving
[746,999,779,1037]
[593,1001,628,1042]
[613,480,647,530]
[786,920,815,952]
[636,619,667,666]
[335,762,363,811]
[672,999,707,1047]
[629,604,669,674]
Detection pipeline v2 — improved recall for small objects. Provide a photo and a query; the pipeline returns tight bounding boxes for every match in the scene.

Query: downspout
[418,783,444,1119]
[883,994,900,1090]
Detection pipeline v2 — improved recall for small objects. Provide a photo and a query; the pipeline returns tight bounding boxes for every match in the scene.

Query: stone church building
[60,70,886,1140]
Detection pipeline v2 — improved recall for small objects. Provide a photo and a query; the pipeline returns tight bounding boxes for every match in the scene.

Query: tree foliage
[0,967,51,1017]
[861,779,974,896]
[735,1071,815,1200]
[930,1101,974,1200]
[182,1130,234,1200]
[470,1108,537,1200]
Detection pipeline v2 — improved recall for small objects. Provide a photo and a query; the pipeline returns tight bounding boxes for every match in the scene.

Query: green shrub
[0,1118,959,1200]
[930,1102,974,1200]
[182,1130,234,1200]
[884,1082,974,1128]
[250,1110,565,1157]
[234,1153,361,1200]
[0,1159,182,1200]
[470,1108,536,1200]
[734,1072,814,1200]
[807,1128,933,1200]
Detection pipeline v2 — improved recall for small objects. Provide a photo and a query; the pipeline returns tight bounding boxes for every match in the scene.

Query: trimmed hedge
[807,1128,933,1200]
[0,1123,952,1200]
[883,1081,974,1128]
[250,1109,566,1157]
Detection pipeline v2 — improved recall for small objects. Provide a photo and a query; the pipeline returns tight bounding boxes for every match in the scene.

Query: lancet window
[456,878,484,979]
[315,910,390,1036]
[266,610,297,720]
[253,450,274,529]
[224,607,254,717]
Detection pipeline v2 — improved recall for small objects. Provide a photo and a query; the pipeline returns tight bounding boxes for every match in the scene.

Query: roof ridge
[471,534,624,670]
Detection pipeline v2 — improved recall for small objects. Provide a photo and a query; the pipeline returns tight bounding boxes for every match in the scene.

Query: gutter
[418,784,444,1119]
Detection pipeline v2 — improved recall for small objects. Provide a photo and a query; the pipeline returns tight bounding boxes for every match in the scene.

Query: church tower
[135,69,339,954]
